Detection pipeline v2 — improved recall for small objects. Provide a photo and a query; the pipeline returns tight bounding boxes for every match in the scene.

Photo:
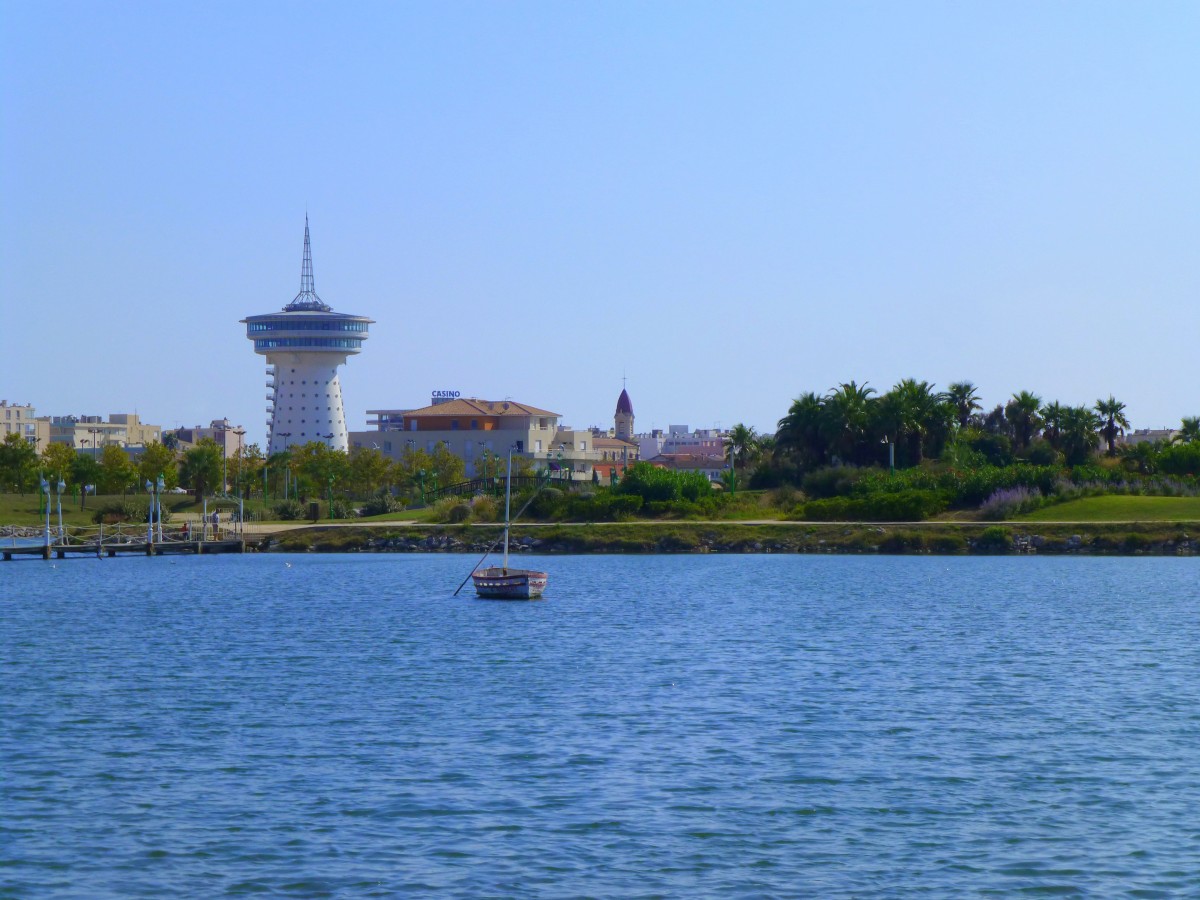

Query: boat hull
[471,567,548,600]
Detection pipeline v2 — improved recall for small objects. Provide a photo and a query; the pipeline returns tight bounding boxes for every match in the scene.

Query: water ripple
[2,554,1199,896]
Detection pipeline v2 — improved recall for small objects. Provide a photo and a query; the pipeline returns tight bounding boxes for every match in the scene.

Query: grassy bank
[1016,495,1200,523]
[260,521,1198,556]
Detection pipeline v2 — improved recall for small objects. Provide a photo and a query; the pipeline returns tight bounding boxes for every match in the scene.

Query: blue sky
[2,1,1196,446]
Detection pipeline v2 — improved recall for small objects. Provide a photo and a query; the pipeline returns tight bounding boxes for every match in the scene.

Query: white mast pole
[503,446,512,572]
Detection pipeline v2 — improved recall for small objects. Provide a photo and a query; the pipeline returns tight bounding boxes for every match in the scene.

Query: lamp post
[40,475,50,547]
[88,427,102,466]
[55,477,65,541]
[145,479,155,545]
[156,474,165,542]
[417,469,426,506]
[881,436,894,476]
[232,427,246,498]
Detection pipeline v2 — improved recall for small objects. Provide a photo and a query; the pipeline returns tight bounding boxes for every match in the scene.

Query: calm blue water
[3,553,1199,897]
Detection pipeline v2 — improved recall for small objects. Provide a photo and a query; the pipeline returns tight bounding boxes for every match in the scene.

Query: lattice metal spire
[285,215,332,311]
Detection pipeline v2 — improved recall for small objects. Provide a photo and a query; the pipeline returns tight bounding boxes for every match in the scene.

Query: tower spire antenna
[286,215,330,311]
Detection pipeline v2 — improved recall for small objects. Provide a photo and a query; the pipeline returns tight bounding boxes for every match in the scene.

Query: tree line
[0,434,522,503]
[720,380,1198,485]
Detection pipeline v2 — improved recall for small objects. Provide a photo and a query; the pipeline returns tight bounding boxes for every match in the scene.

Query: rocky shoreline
[258,523,1199,556]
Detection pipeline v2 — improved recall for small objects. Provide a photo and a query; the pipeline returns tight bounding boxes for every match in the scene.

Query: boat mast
[503,446,512,572]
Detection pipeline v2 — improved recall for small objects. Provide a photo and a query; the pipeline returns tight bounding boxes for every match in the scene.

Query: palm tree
[1040,401,1066,450]
[1177,416,1200,444]
[1121,441,1158,475]
[776,392,827,468]
[821,381,876,465]
[1006,391,1043,451]
[946,381,982,429]
[1095,396,1130,456]
[880,379,943,465]
[726,423,759,472]
[1059,405,1101,466]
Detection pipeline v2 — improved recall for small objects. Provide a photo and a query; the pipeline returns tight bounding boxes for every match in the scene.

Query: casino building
[243,219,373,453]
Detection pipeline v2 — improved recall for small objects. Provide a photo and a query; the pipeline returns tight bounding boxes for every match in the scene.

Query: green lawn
[1018,495,1200,523]
[0,491,206,526]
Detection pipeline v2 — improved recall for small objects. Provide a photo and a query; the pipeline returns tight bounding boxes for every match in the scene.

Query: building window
[471,420,478,429]
[451,420,459,430]
[535,440,542,452]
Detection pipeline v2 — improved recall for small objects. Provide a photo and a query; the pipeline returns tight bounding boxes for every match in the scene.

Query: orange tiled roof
[402,398,560,418]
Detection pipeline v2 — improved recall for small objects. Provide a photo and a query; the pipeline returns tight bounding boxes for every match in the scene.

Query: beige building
[353,397,572,475]
[353,396,615,481]
[0,401,50,448]
[169,419,247,458]
[1120,428,1180,446]
[48,413,161,450]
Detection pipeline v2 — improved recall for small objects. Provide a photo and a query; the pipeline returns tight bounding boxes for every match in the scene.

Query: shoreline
[257,522,1199,556]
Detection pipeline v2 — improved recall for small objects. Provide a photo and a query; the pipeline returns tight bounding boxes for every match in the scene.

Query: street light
[55,477,65,541]
[40,475,50,547]
[231,427,246,497]
[156,474,165,542]
[88,427,102,466]
[145,479,156,545]
[881,436,894,476]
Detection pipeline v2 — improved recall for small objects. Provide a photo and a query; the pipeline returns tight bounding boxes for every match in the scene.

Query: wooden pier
[2,524,246,561]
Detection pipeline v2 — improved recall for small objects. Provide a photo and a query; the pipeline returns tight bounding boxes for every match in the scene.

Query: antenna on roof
[285,215,331,312]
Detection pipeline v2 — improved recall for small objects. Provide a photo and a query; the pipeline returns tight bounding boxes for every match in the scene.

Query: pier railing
[1,521,246,560]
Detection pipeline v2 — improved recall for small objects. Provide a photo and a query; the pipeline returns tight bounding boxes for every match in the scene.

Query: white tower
[242,218,373,454]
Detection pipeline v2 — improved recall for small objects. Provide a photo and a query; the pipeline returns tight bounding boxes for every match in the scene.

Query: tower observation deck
[242,218,373,454]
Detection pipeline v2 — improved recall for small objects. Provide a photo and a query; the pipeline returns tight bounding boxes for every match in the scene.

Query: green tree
[71,453,102,497]
[1094,396,1130,456]
[40,442,78,483]
[776,391,828,470]
[946,381,982,429]
[348,446,392,498]
[138,441,179,489]
[293,441,351,499]
[179,438,222,498]
[98,444,138,495]
[0,432,38,492]
[1121,441,1158,475]
[1006,391,1043,452]
[879,379,947,465]
[264,450,292,498]
[1059,406,1101,466]
[232,443,265,497]
[1040,401,1066,450]
[726,423,759,472]
[821,381,877,465]
[428,441,466,487]
[1176,416,1199,444]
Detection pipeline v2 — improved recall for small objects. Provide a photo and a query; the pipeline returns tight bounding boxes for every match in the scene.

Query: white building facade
[243,219,372,454]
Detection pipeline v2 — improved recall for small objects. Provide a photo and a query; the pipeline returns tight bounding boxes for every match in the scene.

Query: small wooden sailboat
[470,448,548,600]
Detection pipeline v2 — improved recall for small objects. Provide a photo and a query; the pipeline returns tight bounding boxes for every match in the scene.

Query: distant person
[212,510,220,538]
[182,521,190,540]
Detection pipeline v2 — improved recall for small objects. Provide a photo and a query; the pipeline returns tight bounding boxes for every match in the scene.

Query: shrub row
[798,489,948,522]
